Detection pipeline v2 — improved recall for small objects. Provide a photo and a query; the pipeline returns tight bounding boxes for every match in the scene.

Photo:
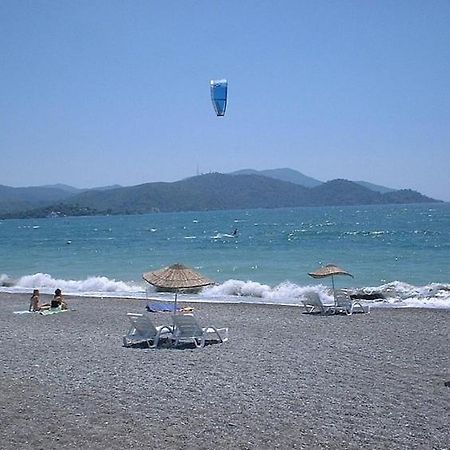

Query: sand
[0,293,448,449]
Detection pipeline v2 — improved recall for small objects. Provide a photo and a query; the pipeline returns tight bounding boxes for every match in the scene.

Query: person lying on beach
[51,288,68,310]
[29,289,41,312]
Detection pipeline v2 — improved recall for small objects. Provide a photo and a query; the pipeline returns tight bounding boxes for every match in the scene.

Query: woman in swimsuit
[29,289,41,312]
[51,288,68,310]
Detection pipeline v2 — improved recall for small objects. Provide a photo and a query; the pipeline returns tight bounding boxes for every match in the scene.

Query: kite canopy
[210,79,228,116]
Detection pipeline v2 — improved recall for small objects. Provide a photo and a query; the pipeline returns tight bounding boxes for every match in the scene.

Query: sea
[1,203,449,309]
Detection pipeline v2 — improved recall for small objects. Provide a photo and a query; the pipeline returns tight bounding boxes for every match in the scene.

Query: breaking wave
[1,273,449,309]
[201,279,450,309]
[0,273,144,298]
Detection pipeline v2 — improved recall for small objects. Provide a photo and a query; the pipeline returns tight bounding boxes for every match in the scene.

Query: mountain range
[0,169,440,219]
[230,168,395,193]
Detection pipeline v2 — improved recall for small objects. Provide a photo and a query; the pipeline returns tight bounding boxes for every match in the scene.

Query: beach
[0,293,448,449]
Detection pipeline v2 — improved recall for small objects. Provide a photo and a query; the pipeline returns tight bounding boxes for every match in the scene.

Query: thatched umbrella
[143,263,214,313]
[308,264,353,302]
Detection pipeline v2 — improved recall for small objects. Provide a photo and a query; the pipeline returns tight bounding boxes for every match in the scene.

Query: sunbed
[334,290,370,315]
[171,314,229,348]
[302,291,337,315]
[123,313,172,348]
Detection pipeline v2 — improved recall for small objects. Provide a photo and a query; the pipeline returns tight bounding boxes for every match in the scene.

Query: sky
[1,1,449,200]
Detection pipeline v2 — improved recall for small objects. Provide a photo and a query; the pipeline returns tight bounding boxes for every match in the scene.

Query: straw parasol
[308,264,353,302]
[143,263,214,313]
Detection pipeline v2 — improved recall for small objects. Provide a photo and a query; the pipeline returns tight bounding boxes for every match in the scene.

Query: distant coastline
[0,170,441,219]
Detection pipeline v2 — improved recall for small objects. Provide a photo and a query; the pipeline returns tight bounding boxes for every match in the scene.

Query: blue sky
[1,1,449,200]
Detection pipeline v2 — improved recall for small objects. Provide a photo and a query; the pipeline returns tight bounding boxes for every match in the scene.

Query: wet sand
[0,293,448,449]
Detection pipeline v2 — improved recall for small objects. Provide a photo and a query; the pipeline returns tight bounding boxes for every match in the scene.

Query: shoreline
[2,288,450,311]
[1,293,449,449]
[2,271,450,311]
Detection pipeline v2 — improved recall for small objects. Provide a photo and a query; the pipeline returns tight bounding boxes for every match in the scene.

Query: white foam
[3,273,142,297]
[202,280,334,304]
[211,233,235,239]
[363,281,450,309]
[202,279,450,308]
[1,273,449,309]
[0,273,15,287]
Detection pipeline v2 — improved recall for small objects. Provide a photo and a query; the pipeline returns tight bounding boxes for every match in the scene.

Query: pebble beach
[0,293,448,449]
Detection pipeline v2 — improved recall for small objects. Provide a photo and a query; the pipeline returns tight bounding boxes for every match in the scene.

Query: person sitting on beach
[29,289,41,312]
[51,288,68,310]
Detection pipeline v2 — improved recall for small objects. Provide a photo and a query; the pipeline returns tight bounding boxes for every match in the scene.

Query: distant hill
[0,183,123,215]
[231,168,397,194]
[41,183,123,192]
[0,173,440,219]
[40,184,82,193]
[230,168,322,188]
[0,184,76,214]
[353,180,395,194]
[307,179,381,205]
[89,184,123,192]
[44,174,311,214]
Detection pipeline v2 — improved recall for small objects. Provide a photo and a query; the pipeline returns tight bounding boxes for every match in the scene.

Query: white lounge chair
[123,313,172,348]
[171,314,229,348]
[302,291,337,315]
[335,290,370,315]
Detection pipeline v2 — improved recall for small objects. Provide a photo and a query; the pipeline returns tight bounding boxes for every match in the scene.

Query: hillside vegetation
[0,173,440,219]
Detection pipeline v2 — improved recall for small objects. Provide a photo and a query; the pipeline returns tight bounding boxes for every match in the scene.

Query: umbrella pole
[331,275,336,304]
[173,291,178,334]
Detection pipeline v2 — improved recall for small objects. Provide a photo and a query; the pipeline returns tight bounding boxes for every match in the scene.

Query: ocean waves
[0,273,142,298]
[201,279,450,309]
[1,273,449,309]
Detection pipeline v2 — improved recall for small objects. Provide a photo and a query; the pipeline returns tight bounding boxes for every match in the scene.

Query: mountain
[41,183,123,192]
[0,183,124,215]
[45,173,311,214]
[308,179,437,205]
[89,184,123,192]
[353,180,395,194]
[231,168,399,194]
[0,173,440,219]
[40,184,82,193]
[381,188,437,204]
[0,184,77,214]
[230,168,322,188]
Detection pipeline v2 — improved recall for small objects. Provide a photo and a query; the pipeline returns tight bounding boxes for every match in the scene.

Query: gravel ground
[0,293,449,449]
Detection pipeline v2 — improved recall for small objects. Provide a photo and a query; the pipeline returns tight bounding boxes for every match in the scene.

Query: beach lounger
[335,290,370,315]
[302,292,337,315]
[123,313,172,348]
[171,314,229,348]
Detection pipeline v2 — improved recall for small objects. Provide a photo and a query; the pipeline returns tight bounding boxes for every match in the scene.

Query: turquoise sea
[1,203,449,308]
